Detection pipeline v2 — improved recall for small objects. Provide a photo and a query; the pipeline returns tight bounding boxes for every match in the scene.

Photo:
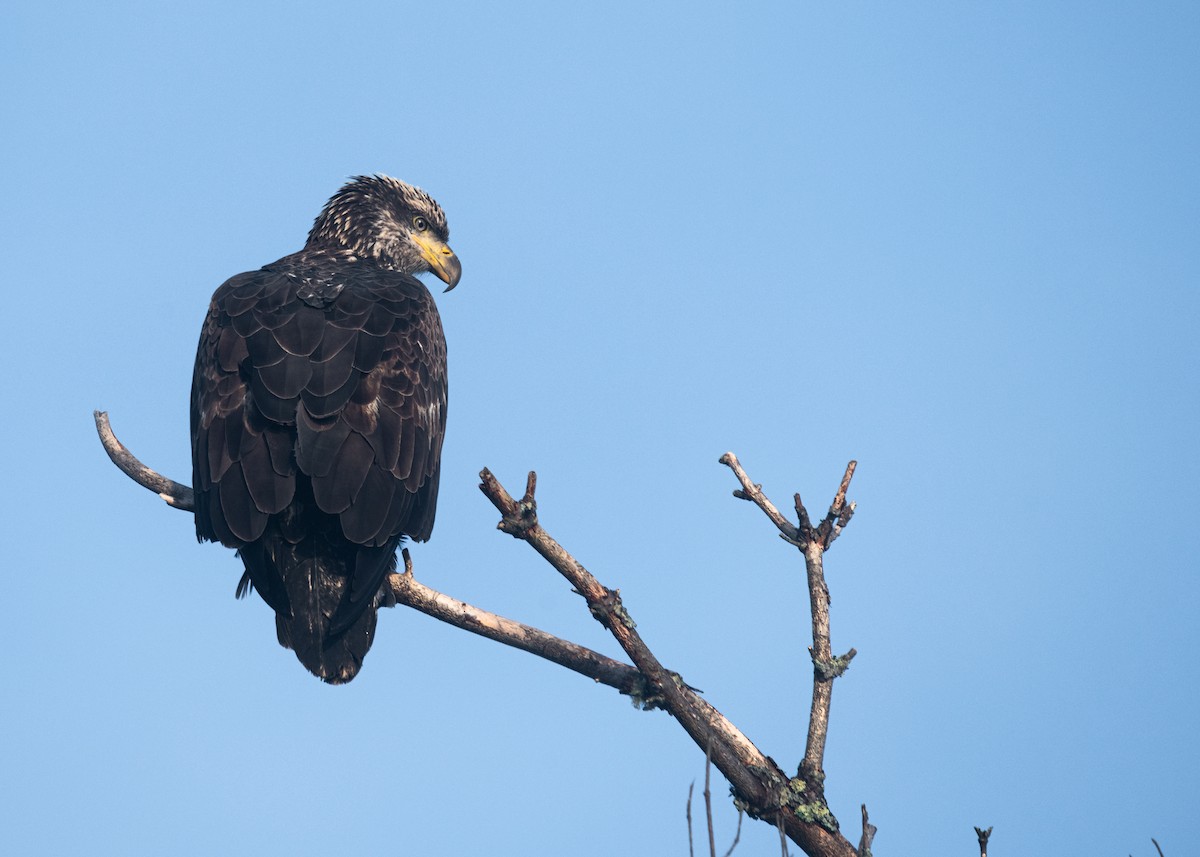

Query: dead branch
[94,412,648,699]
[479,466,858,856]
[705,741,717,857]
[975,826,992,857]
[390,549,650,696]
[96,410,862,857]
[689,763,742,857]
[721,453,857,790]
[687,782,696,857]
[858,805,876,857]
[479,469,775,779]
[94,411,194,510]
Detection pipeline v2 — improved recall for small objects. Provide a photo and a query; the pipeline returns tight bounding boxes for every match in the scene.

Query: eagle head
[305,174,462,290]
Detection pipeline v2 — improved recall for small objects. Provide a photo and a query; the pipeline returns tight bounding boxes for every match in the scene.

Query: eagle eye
[412,215,429,232]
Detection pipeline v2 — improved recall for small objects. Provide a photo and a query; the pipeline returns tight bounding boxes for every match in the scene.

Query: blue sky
[4,2,1197,855]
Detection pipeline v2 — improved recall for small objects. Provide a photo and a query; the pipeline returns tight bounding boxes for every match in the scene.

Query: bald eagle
[190,175,459,684]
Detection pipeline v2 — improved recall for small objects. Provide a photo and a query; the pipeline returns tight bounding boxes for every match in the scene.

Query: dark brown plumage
[190,175,459,683]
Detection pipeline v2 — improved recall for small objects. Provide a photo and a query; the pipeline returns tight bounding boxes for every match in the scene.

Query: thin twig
[974,826,992,857]
[817,461,857,548]
[687,782,696,857]
[705,742,717,857]
[719,452,800,543]
[830,462,855,519]
[857,805,876,857]
[793,493,814,542]
[1152,838,1164,857]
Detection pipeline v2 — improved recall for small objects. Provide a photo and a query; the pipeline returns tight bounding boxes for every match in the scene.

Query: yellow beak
[413,235,462,292]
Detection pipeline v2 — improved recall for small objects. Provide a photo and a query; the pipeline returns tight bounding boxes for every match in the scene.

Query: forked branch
[720,453,858,815]
[94,412,644,699]
[479,466,858,855]
[975,826,992,857]
[95,410,862,857]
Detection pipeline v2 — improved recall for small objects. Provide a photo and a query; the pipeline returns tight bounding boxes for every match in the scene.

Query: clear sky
[4,2,1197,855]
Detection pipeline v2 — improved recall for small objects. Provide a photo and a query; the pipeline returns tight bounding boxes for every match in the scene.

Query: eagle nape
[190,175,457,683]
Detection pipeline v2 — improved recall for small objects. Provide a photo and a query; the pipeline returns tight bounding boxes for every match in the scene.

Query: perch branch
[389,550,650,696]
[94,411,649,701]
[95,411,861,857]
[94,411,194,510]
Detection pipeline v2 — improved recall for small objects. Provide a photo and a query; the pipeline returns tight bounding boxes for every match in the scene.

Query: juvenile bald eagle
[191,175,459,684]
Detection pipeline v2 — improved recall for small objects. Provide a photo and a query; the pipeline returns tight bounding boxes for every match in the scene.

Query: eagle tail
[240,536,391,684]
[274,554,378,685]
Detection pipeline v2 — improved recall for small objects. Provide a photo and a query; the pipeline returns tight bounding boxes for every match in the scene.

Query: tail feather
[241,534,393,684]
[274,553,378,684]
[330,543,401,636]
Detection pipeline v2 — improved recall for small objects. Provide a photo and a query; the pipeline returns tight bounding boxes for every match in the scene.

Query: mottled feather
[191,175,455,683]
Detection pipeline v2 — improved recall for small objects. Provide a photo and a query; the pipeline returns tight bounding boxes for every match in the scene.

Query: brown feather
[190,176,452,683]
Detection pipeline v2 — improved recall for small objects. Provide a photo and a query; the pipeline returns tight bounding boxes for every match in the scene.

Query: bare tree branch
[478,468,775,781]
[975,825,992,857]
[94,411,193,510]
[720,454,858,791]
[705,742,717,857]
[95,411,862,857]
[719,452,800,542]
[687,782,696,857]
[857,805,876,857]
[389,549,650,695]
[479,466,858,856]
[94,412,648,699]
[692,757,743,857]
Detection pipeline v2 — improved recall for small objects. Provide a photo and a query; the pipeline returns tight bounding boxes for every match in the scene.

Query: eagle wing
[191,254,448,613]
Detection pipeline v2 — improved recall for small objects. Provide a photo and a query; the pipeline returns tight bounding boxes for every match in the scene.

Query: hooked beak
[413,235,462,292]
